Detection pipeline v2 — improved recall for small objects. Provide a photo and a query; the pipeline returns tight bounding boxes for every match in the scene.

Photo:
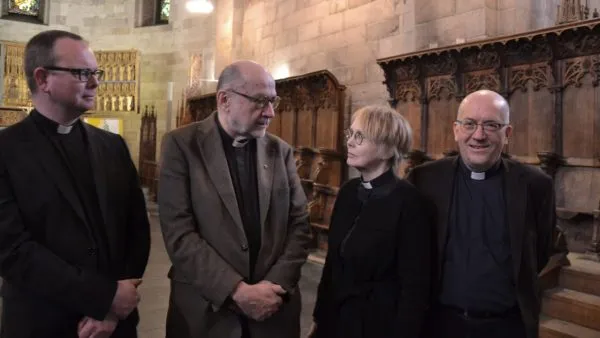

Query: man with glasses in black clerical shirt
[0,30,150,338]
[407,89,556,338]
[158,60,310,338]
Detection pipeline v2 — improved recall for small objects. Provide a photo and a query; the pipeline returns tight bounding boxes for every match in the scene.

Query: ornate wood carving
[509,64,554,93]
[563,56,600,87]
[460,48,501,73]
[465,71,501,93]
[505,38,553,65]
[138,105,158,201]
[395,80,421,103]
[427,76,458,101]
[423,53,457,77]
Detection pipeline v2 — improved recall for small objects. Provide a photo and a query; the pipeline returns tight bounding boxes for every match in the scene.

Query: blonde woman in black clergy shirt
[307,105,433,338]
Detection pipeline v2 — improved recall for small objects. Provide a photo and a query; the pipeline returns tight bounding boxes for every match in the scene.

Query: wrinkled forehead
[53,38,97,67]
[458,96,508,122]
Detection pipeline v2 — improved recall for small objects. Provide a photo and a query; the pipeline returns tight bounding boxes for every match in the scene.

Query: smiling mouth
[469,144,490,150]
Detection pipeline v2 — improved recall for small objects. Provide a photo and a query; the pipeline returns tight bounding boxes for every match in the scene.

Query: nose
[471,124,487,140]
[87,75,99,89]
[263,102,275,118]
[346,135,355,148]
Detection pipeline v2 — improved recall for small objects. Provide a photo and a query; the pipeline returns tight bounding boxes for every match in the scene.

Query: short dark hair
[24,30,84,93]
[216,64,243,91]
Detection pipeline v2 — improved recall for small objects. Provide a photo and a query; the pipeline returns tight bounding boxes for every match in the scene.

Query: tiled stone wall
[0,0,215,164]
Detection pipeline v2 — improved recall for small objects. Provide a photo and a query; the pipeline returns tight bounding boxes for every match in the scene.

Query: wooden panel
[296,108,313,148]
[268,108,281,137]
[279,108,295,145]
[562,81,596,162]
[427,99,458,156]
[396,101,421,149]
[315,107,339,150]
[508,87,554,156]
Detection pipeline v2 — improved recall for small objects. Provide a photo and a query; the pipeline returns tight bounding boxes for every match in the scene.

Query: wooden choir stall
[179,70,347,251]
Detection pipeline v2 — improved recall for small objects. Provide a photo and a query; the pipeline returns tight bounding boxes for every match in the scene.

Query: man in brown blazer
[407,90,555,338]
[158,60,311,338]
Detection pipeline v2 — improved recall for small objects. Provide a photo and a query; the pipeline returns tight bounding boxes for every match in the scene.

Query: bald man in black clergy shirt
[407,90,555,338]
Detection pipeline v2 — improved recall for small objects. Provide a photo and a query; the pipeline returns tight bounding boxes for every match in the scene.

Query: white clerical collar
[361,181,373,189]
[232,136,249,148]
[470,171,486,180]
[56,118,79,135]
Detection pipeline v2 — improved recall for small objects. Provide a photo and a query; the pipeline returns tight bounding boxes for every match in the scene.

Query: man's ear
[33,67,50,93]
[217,91,229,108]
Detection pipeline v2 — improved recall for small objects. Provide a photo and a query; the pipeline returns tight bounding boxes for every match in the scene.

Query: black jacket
[313,170,433,338]
[0,112,150,338]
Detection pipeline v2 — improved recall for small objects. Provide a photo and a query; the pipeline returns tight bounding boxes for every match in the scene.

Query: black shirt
[440,159,516,312]
[216,115,261,281]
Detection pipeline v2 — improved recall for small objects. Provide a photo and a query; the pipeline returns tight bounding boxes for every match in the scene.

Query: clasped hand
[232,280,287,321]
[77,278,142,338]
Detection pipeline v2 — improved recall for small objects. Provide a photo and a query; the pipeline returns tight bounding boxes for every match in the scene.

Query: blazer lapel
[23,117,90,229]
[503,159,526,280]
[256,137,274,228]
[197,120,245,234]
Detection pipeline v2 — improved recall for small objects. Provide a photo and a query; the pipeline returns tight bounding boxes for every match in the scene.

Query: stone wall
[0,0,215,164]
[232,0,561,115]
[1,0,567,162]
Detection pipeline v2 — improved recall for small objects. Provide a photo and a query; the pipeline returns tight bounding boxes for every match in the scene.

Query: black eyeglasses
[455,119,507,133]
[344,128,365,145]
[44,66,105,82]
[228,89,281,109]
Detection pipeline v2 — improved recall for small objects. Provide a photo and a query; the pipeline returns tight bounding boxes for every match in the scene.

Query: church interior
[1,0,600,336]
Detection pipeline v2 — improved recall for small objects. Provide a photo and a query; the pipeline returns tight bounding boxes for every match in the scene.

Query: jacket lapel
[23,117,90,229]
[197,118,245,234]
[503,158,526,280]
[256,137,274,228]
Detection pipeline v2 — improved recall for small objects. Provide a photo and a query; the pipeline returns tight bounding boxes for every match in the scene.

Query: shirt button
[241,244,248,251]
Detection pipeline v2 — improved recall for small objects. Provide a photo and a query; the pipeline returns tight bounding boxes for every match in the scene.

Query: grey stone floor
[0,212,324,337]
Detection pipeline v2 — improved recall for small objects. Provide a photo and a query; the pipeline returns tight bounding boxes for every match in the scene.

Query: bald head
[457,90,510,124]
[216,60,273,91]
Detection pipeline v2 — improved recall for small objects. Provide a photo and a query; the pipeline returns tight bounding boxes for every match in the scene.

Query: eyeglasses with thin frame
[455,119,507,133]
[44,66,105,82]
[344,128,365,145]
[228,89,281,109]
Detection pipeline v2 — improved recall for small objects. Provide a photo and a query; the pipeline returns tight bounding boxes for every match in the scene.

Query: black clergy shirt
[439,158,517,313]
[216,115,261,281]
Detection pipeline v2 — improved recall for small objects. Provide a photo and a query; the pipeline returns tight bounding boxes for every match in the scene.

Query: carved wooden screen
[183,70,347,250]
[378,19,600,255]
[138,106,158,200]
[377,20,600,170]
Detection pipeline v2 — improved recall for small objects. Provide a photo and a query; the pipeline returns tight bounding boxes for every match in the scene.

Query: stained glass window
[7,0,40,17]
[159,0,170,22]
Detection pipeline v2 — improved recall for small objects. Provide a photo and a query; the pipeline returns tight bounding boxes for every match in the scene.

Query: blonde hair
[351,105,413,173]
